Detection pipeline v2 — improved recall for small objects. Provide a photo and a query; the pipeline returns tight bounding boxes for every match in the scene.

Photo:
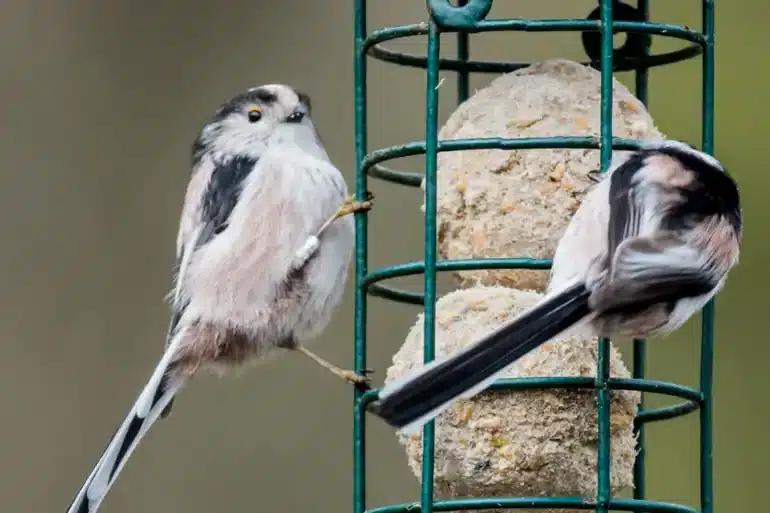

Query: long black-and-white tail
[65,335,187,513]
[367,283,594,435]
[65,225,200,513]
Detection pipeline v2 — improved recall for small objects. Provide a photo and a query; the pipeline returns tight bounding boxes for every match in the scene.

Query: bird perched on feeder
[369,140,741,434]
[66,84,373,513]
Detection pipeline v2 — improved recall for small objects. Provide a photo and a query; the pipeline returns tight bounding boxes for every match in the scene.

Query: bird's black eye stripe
[286,111,305,123]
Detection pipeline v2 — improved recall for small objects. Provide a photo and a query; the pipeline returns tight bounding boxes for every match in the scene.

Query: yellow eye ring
[247,107,262,123]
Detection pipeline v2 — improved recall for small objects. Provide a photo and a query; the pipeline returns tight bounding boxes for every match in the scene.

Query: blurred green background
[0,1,763,512]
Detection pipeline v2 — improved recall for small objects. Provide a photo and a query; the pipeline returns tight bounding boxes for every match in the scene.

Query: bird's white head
[192,84,325,164]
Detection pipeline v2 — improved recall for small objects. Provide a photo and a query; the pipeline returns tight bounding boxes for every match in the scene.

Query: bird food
[384,286,639,513]
[427,59,664,291]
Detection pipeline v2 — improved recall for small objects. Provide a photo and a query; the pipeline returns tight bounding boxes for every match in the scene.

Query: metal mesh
[351,1,716,512]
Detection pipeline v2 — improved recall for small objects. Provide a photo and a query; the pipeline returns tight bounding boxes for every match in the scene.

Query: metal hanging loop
[582,0,652,68]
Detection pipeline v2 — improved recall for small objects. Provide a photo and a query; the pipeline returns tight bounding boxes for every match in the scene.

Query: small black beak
[285,110,305,123]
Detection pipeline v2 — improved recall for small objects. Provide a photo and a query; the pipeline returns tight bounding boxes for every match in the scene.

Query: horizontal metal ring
[363,21,703,73]
[362,137,642,186]
[362,258,551,305]
[359,378,701,407]
[359,377,702,423]
[365,496,698,513]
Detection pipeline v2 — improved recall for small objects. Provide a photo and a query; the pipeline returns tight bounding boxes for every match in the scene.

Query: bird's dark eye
[247,108,262,123]
[286,111,305,123]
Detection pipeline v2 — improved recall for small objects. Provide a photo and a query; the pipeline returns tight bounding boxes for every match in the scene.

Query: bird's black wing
[197,155,259,246]
[606,153,647,262]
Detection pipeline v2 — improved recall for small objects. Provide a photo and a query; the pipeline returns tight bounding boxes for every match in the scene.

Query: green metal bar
[353,2,368,513]
[360,376,703,409]
[363,20,706,44]
[369,497,594,513]
[365,497,698,513]
[634,2,651,105]
[366,264,552,305]
[420,18,441,513]
[363,135,647,187]
[368,45,700,76]
[608,378,702,401]
[633,0,650,505]
[362,136,646,175]
[636,401,700,425]
[362,258,550,305]
[456,0,470,102]
[359,376,703,424]
[597,1,615,512]
[700,1,716,512]
[368,164,423,187]
[363,20,704,75]
[368,283,426,305]
[632,338,647,500]
[362,258,552,285]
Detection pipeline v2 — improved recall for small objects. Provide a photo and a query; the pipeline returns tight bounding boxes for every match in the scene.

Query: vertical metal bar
[632,340,646,500]
[456,0,470,103]
[597,0,614,512]
[599,1,615,169]
[420,18,441,513]
[632,0,650,504]
[353,2,368,513]
[700,1,716,512]
[700,305,716,513]
[634,0,650,106]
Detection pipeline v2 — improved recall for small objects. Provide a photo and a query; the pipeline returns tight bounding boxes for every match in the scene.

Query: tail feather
[66,337,186,513]
[368,283,593,435]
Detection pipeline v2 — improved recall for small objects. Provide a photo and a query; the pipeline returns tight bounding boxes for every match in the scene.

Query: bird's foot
[295,345,373,388]
[336,368,375,387]
[335,192,374,219]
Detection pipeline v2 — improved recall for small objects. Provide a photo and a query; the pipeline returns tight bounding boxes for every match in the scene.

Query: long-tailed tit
[369,140,741,434]
[66,84,373,513]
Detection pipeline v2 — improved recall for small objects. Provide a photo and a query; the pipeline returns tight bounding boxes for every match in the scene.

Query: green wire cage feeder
[352,1,716,512]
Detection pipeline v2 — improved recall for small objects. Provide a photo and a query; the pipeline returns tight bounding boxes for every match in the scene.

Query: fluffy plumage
[369,140,741,435]
[66,84,366,513]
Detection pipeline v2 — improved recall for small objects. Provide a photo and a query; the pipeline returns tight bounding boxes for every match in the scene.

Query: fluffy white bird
[66,84,372,513]
[369,140,741,435]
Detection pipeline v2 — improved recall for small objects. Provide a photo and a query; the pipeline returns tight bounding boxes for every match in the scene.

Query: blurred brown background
[0,1,764,512]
